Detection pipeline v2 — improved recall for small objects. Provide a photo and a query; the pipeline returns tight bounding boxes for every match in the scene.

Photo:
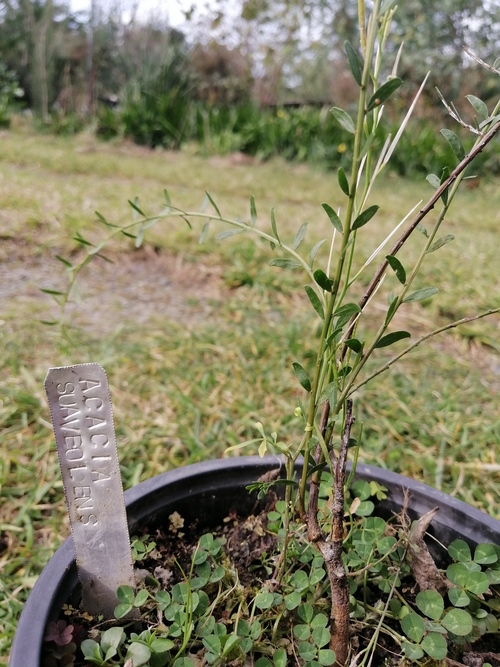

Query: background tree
[1,0,499,123]
[181,0,500,111]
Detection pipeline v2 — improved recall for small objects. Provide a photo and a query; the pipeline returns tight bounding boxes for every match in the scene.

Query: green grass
[1,118,499,661]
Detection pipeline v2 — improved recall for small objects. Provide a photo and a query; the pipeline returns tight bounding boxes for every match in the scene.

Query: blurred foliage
[0,63,24,127]
[94,100,500,178]
[120,45,193,149]
[1,1,500,122]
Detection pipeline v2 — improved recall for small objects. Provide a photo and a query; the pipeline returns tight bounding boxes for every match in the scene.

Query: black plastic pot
[10,457,500,666]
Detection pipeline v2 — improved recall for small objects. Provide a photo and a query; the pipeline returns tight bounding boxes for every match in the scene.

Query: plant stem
[351,118,500,332]
[349,306,500,395]
[298,0,381,515]
[335,118,500,404]
[307,400,354,667]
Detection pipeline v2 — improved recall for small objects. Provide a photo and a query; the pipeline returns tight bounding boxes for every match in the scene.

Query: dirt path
[2,238,500,392]
[0,240,227,335]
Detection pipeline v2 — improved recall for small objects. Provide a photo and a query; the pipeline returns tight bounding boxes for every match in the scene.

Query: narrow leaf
[88,241,105,256]
[128,198,145,217]
[426,234,455,253]
[416,223,429,237]
[317,382,337,409]
[441,129,465,161]
[41,288,65,296]
[426,173,441,189]
[95,252,113,263]
[321,203,343,233]
[337,365,352,379]
[480,112,500,130]
[330,107,356,134]
[292,222,308,250]
[374,331,411,348]
[199,220,210,244]
[440,166,450,205]
[292,362,312,392]
[335,303,361,318]
[199,193,209,212]
[386,255,406,284]
[250,195,257,227]
[326,326,344,347]
[360,133,377,159]
[309,239,326,266]
[269,258,302,270]
[135,227,144,248]
[344,338,363,354]
[404,287,439,303]
[466,95,488,119]
[384,294,399,326]
[270,207,280,243]
[205,191,221,217]
[73,233,92,247]
[352,205,379,230]
[305,286,324,319]
[335,303,361,319]
[367,77,403,111]
[56,255,72,268]
[95,211,116,227]
[217,229,244,240]
[314,269,334,292]
[142,217,160,231]
[338,168,350,196]
[345,41,362,86]
[164,189,171,206]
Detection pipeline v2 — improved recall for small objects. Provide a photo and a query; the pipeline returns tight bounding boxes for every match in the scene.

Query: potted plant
[11,2,500,666]
[10,457,500,667]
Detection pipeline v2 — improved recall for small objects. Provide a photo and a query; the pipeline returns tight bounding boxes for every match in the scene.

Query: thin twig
[342,119,500,348]
[436,88,481,135]
[349,307,500,395]
[464,47,500,76]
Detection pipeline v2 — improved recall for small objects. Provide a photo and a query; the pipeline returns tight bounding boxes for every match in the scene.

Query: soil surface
[45,491,500,667]
[0,240,228,334]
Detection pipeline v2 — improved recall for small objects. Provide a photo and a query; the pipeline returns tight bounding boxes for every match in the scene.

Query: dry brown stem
[342,119,500,349]
[306,400,355,667]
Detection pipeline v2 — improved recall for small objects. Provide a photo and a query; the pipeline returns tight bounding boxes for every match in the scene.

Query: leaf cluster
[398,539,500,660]
[53,481,500,666]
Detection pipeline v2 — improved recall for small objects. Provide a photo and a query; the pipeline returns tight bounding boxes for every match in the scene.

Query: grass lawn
[0,118,499,660]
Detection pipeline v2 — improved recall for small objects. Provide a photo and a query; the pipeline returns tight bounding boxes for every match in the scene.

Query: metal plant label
[44,363,136,618]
